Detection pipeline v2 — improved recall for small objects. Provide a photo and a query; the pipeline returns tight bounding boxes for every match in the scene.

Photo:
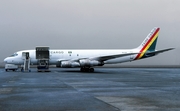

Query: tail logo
[135,28,160,60]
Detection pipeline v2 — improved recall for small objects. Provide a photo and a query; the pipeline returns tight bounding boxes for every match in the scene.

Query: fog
[0,0,179,65]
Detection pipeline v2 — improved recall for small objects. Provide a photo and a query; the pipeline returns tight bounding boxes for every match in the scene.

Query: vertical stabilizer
[135,27,160,59]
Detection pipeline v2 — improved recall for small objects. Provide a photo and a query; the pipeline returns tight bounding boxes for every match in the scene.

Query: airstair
[21,52,31,72]
[36,47,50,72]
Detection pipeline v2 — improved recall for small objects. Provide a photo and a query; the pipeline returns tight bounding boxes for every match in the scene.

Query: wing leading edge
[92,52,140,62]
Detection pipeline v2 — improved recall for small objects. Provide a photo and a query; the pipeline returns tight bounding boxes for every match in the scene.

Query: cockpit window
[10,53,18,57]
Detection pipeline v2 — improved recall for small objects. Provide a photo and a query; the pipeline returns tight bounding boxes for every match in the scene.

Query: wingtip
[165,48,175,51]
[169,47,175,49]
[170,48,175,50]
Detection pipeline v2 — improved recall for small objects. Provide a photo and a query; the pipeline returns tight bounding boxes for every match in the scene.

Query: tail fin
[135,27,160,59]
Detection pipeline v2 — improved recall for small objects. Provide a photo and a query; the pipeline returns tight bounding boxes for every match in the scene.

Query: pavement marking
[96,96,158,111]
[0,88,13,94]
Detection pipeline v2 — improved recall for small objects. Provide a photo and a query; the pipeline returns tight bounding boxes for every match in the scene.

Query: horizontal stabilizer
[145,48,174,56]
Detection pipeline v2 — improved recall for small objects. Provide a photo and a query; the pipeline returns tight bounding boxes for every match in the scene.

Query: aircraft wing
[145,48,174,56]
[58,52,140,63]
[92,52,140,62]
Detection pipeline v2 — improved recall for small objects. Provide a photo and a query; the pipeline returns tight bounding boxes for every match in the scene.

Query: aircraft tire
[89,68,94,72]
[80,67,94,72]
[80,67,85,72]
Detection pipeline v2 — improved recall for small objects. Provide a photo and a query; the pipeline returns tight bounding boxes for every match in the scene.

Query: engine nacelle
[79,59,103,67]
[60,61,80,68]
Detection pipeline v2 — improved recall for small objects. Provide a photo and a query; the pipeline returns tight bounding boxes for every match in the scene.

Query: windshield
[10,53,18,57]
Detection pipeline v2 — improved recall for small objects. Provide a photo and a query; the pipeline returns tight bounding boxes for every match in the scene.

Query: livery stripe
[136,29,159,59]
[135,28,160,60]
[138,34,158,59]
[136,32,158,59]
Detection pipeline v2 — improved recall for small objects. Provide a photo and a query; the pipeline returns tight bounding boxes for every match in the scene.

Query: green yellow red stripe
[135,28,160,60]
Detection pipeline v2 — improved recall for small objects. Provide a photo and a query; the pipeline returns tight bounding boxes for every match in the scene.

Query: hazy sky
[0,0,179,65]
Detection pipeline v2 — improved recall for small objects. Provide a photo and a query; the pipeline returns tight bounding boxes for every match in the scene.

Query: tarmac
[0,67,180,111]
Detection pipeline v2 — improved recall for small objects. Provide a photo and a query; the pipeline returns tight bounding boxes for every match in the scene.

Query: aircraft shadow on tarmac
[2,68,144,75]
[58,70,108,74]
[56,68,124,74]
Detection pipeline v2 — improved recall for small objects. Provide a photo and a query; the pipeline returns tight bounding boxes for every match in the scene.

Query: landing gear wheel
[80,67,94,72]
[80,67,85,72]
[89,68,94,72]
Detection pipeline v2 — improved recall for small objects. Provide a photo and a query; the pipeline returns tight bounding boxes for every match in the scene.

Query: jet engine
[56,59,103,68]
[61,61,80,68]
[79,59,104,67]
[56,61,80,68]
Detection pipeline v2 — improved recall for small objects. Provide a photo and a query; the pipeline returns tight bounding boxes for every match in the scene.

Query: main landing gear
[80,67,94,72]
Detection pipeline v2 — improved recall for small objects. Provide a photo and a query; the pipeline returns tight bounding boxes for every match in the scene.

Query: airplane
[4,27,174,72]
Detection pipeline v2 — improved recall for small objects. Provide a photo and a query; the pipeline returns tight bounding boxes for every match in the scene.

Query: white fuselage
[4,49,139,66]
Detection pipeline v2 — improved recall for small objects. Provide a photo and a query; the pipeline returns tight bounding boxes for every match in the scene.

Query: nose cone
[4,57,12,64]
[4,57,20,64]
[4,58,8,63]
